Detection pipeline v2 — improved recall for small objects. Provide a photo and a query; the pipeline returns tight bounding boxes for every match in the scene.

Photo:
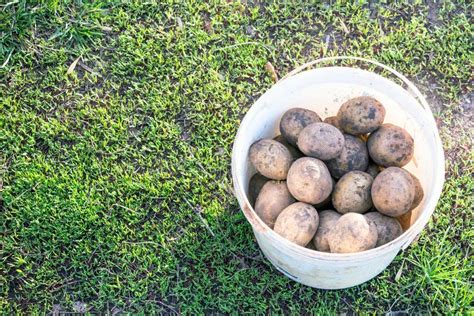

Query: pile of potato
[248,96,424,253]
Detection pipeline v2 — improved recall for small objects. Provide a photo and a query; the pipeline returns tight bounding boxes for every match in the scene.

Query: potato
[248,173,268,206]
[366,162,382,179]
[323,116,342,131]
[365,212,403,247]
[409,172,424,210]
[297,122,345,160]
[306,241,317,250]
[249,139,293,180]
[313,194,331,209]
[273,135,303,159]
[274,202,319,246]
[371,167,415,217]
[337,96,385,135]
[326,134,369,179]
[367,123,414,167]
[328,213,378,253]
[312,210,341,252]
[314,178,336,209]
[332,171,373,214]
[397,173,424,231]
[279,108,322,146]
[287,157,333,204]
[397,211,412,231]
[254,181,295,228]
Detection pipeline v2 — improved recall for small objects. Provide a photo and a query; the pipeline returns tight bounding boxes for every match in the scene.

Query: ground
[1,0,473,314]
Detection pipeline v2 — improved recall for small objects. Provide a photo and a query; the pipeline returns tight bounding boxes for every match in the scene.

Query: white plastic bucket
[231,56,445,289]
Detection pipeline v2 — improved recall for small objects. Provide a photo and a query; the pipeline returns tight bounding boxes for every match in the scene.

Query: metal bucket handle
[281,56,434,250]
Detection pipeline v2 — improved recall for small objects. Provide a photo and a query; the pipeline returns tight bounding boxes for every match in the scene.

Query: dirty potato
[323,116,342,131]
[371,167,415,217]
[332,171,373,214]
[365,211,403,247]
[249,139,293,180]
[279,108,322,146]
[366,162,382,179]
[287,157,333,205]
[367,123,414,167]
[337,96,386,135]
[397,211,412,231]
[306,240,317,250]
[328,213,378,253]
[297,122,345,160]
[313,193,332,209]
[274,202,319,247]
[312,210,341,252]
[326,134,369,179]
[314,178,336,209]
[408,172,424,210]
[248,173,268,206]
[397,172,424,231]
[273,134,303,159]
[254,181,295,228]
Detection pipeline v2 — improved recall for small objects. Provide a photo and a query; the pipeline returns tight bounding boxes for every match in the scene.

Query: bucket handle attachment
[280,56,432,114]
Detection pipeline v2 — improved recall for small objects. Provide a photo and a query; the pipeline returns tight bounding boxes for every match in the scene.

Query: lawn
[1,0,473,314]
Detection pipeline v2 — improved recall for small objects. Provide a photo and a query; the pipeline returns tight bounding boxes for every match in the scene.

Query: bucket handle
[280,56,432,113]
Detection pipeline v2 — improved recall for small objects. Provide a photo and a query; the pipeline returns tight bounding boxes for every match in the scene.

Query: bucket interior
[235,67,441,229]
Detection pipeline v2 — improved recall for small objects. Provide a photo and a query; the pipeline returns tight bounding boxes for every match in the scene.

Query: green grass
[1,0,473,314]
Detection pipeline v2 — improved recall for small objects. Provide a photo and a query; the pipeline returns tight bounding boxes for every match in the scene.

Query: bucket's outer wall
[232,66,445,289]
[255,231,398,289]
